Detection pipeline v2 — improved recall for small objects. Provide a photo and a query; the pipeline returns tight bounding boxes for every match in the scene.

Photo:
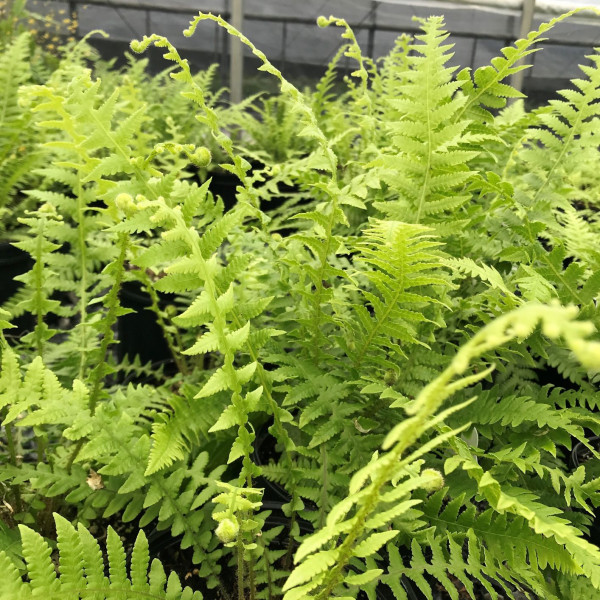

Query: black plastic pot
[357,578,423,600]
[121,359,177,387]
[571,436,600,546]
[208,171,239,212]
[572,436,600,469]
[536,365,580,392]
[117,281,172,369]
[204,166,307,218]
[252,422,294,505]
[261,501,314,545]
[0,241,34,336]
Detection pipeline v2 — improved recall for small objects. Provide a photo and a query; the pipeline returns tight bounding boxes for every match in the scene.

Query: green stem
[309,205,337,363]
[140,272,189,375]
[237,535,245,600]
[415,59,432,225]
[283,507,298,572]
[261,539,274,600]
[66,233,129,472]
[32,225,45,357]
[76,181,89,380]
[248,553,256,600]
[218,580,234,600]
[36,435,46,465]
[87,233,129,414]
[318,445,328,530]
[4,425,22,513]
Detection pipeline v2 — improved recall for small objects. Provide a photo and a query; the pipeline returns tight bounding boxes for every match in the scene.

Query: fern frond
[341,220,448,382]
[285,304,600,599]
[0,514,203,599]
[456,10,581,125]
[371,17,477,225]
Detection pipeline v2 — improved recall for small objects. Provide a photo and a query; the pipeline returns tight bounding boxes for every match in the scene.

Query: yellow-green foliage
[0,7,599,600]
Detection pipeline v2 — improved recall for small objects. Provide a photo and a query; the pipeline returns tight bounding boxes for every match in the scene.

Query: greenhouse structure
[1,0,600,599]
[28,0,600,98]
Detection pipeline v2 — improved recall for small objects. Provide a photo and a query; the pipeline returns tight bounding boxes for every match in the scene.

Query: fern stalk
[169,205,257,484]
[88,233,130,414]
[76,180,89,380]
[67,233,130,472]
[415,60,433,224]
[309,200,340,358]
[318,445,328,530]
[314,412,429,599]
[31,231,46,356]
[139,269,190,375]
[3,424,22,514]
[237,534,245,600]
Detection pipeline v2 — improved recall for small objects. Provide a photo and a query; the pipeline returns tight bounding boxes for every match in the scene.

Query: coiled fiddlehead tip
[129,39,146,53]
[421,469,445,492]
[191,147,212,168]
[215,517,239,544]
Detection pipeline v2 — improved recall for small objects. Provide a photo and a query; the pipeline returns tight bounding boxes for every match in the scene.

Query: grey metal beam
[512,0,535,94]
[229,0,243,103]
[45,0,599,47]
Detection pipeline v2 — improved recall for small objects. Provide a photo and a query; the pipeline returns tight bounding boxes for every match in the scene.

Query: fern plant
[0,31,43,236]
[1,6,600,600]
[0,512,202,599]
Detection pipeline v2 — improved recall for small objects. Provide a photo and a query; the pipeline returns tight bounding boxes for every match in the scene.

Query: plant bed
[571,436,600,547]
[0,243,32,306]
[0,241,34,337]
[206,168,240,212]
[117,280,175,369]
[1,5,600,600]
[252,421,298,505]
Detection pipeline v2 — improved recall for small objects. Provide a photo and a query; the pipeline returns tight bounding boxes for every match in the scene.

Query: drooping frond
[284,304,600,599]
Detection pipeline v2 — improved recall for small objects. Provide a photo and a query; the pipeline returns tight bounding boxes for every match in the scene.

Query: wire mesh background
[31,0,600,94]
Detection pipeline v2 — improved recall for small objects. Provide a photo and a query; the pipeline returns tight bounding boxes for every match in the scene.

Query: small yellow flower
[58,8,66,14]
[27,18,35,24]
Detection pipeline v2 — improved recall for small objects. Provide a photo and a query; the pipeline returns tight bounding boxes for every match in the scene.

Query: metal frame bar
[512,0,536,93]
[47,0,600,100]
[229,0,243,104]
[56,0,599,47]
